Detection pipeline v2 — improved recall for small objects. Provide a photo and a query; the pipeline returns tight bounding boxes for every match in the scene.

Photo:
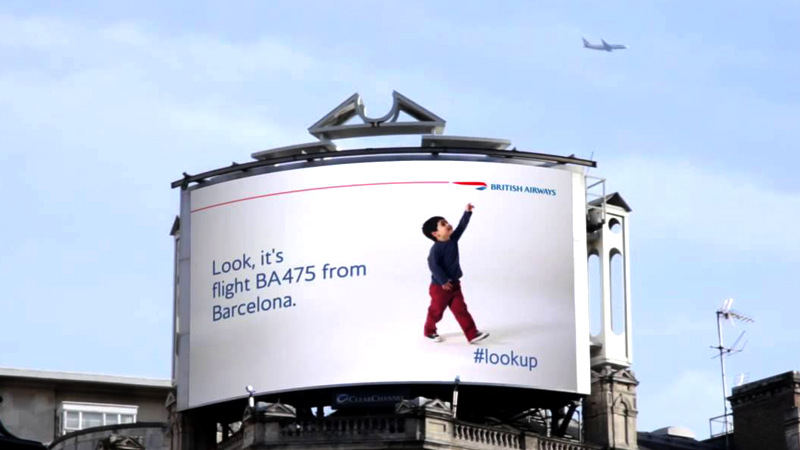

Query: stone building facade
[212,398,600,450]
[0,367,171,446]
[729,371,800,450]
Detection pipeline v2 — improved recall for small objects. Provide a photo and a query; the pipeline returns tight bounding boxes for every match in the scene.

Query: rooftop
[0,367,171,389]
[731,370,800,397]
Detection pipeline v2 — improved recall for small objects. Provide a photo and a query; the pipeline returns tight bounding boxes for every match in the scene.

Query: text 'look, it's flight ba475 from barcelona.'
[582,38,628,52]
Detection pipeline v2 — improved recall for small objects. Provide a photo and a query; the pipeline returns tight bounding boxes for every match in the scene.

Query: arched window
[610,250,625,336]
[588,252,602,336]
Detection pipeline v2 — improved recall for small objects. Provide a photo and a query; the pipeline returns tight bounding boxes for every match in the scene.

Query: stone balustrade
[279,417,408,438]
[215,412,600,450]
[535,437,600,450]
[216,431,243,450]
[453,422,520,449]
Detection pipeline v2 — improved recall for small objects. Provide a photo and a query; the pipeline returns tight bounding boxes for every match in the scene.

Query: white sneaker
[469,331,490,344]
[426,333,444,343]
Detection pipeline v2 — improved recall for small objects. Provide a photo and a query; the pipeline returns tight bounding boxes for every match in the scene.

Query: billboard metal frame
[173,148,593,412]
[171,147,596,190]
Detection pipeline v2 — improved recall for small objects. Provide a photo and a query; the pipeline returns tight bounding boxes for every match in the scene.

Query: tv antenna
[710,298,753,448]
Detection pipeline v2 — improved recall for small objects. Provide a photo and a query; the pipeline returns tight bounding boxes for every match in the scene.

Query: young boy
[421,203,489,344]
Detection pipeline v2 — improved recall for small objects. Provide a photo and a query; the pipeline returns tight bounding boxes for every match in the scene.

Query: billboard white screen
[187,160,588,408]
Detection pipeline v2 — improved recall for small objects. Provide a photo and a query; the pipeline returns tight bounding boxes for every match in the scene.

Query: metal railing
[172,147,597,189]
[585,175,607,227]
[709,412,733,437]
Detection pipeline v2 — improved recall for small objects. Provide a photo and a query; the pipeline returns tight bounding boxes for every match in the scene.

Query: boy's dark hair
[422,216,444,242]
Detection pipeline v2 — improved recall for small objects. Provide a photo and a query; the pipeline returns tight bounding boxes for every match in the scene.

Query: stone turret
[582,193,638,449]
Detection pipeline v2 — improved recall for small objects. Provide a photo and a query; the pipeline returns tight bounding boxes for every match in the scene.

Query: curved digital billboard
[184,159,589,409]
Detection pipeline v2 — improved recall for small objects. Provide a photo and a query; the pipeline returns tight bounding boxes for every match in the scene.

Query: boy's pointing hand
[466,203,474,212]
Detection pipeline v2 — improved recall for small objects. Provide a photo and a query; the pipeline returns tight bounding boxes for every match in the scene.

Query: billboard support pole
[452,376,460,419]
[555,402,579,438]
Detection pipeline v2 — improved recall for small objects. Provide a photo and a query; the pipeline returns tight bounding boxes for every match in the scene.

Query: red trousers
[424,281,479,341]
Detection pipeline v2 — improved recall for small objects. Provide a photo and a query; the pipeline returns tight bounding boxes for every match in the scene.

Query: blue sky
[1,0,798,439]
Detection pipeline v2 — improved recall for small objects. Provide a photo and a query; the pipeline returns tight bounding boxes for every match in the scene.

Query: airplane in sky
[582,38,628,52]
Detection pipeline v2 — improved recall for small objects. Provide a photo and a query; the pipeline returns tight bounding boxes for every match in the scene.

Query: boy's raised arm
[450,203,474,241]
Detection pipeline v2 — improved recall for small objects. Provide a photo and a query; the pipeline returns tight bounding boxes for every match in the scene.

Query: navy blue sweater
[428,211,472,285]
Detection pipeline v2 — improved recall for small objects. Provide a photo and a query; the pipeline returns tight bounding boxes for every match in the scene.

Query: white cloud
[100,22,154,47]
[0,15,321,161]
[639,369,721,436]
[602,154,800,261]
[0,14,74,49]
[167,106,302,150]
[0,13,464,156]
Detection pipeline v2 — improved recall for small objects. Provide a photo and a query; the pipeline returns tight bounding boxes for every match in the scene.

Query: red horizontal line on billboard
[191,181,452,213]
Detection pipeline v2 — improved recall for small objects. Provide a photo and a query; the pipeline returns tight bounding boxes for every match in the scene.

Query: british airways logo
[490,184,557,196]
[452,181,487,190]
[453,181,556,196]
